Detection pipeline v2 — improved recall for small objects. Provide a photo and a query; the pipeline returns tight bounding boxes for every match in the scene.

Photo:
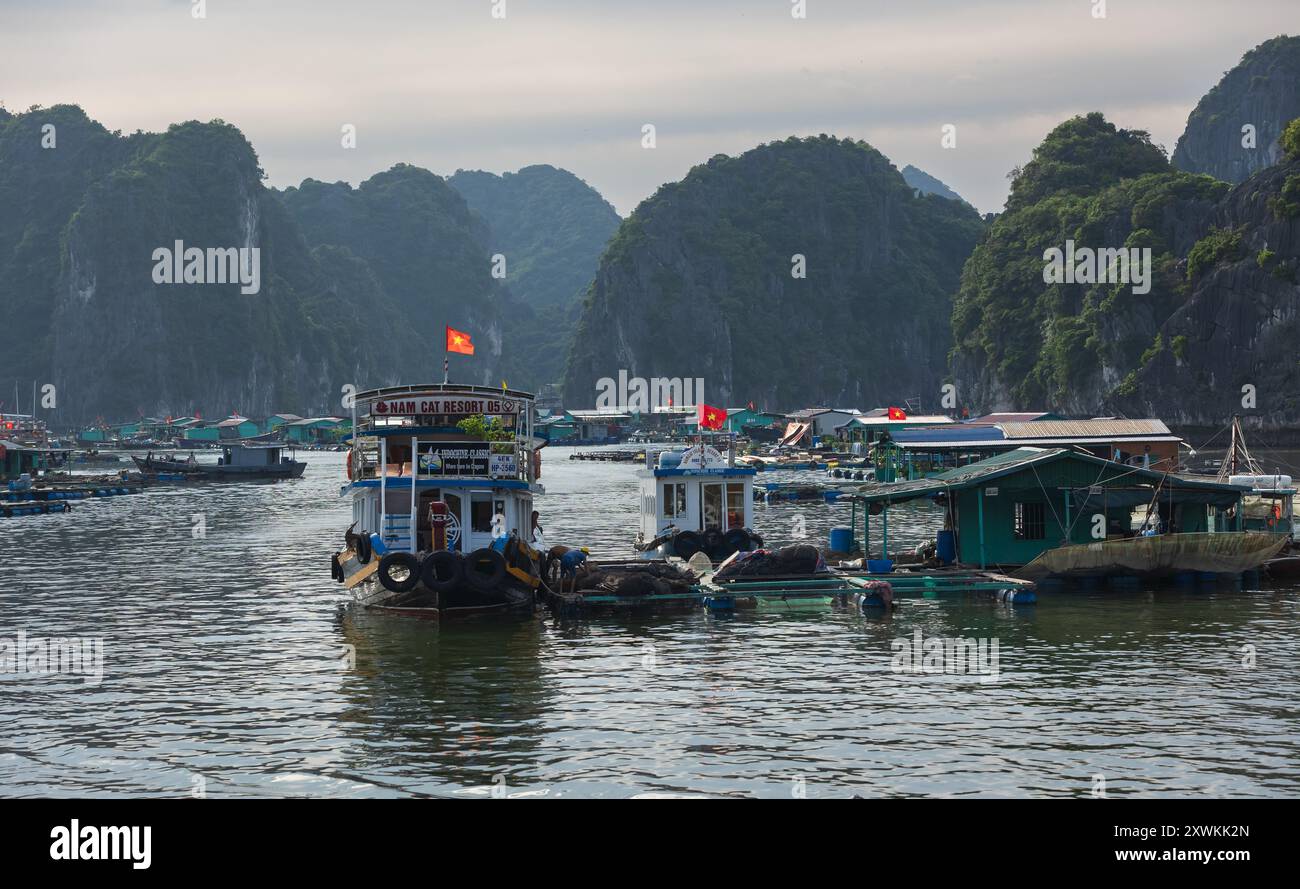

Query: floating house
[839,412,956,446]
[264,413,305,434]
[216,415,260,440]
[789,407,861,440]
[681,407,782,435]
[882,418,1185,477]
[536,411,577,443]
[847,447,1282,578]
[565,409,630,443]
[283,417,347,443]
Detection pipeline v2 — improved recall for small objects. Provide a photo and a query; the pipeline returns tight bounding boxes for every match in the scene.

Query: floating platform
[1,499,71,518]
[4,479,142,500]
[569,450,648,462]
[541,565,1035,616]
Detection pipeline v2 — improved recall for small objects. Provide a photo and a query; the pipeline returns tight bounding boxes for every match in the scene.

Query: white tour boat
[331,384,545,617]
[634,441,763,561]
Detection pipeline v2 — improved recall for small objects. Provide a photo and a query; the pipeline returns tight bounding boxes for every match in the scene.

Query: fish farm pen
[540,564,1036,617]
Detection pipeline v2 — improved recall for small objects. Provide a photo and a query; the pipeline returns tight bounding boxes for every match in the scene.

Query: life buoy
[421,550,464,593]
[464,547,507,591]
[377,552,421,593]
[1267,503,1282,527]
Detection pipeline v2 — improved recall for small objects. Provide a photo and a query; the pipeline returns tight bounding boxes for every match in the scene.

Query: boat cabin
[346,385,540,555]
[219,443,292,467]
[1229,474,1296,538]
[637,443,755,547]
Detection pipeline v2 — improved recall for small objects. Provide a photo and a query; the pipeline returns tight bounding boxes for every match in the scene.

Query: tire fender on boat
[672,530,703,559]
[464,547,507,591]
[377,552,421,593]
[420,549,464,592]
[354,533,372,565]
[723,528,751,554]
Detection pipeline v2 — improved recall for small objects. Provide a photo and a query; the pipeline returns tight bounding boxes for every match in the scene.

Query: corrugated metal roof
[849,446,1238,505]
[1000,419,1172,439]
[892,425,1003,444]
[965,412,1055,424]
[848,415,954,427]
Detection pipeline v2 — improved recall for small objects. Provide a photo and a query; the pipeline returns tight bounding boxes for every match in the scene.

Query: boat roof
[850,447,1245,506]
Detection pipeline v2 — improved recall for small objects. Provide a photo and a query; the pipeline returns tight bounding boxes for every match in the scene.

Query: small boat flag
[887,406,907,420]
[698,403,728,430]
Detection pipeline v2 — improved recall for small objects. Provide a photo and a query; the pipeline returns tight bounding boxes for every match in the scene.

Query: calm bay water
[2,445,1299,798]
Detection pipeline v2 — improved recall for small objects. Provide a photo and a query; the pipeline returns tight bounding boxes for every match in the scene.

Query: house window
[1014,501,1046,540]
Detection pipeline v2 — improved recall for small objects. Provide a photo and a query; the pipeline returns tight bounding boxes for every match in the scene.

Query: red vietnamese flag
[698,403,728,430]
[887,406,907,420]
[446,326,475,355]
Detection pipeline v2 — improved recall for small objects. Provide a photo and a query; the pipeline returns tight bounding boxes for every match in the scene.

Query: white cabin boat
[332,384,545,616]
[635,442,763,561]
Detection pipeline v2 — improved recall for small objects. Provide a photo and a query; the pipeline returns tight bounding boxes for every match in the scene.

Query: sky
[1,0,1297,215]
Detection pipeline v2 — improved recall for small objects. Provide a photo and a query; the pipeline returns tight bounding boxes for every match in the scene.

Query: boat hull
[349,571,535,617]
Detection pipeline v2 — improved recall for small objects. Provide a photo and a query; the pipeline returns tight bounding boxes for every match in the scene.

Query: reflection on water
[1,446,1298,797]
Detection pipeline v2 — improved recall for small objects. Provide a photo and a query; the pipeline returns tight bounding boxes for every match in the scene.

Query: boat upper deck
[348,384,540,489]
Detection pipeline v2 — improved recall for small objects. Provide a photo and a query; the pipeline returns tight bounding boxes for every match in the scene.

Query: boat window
[701,484,722,531]
[726,483,745,530]
[662,483,686,517]
[470,496,494,533]
[1014,502,1046,540]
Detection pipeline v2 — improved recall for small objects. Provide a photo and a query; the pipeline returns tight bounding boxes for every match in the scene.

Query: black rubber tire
[355,533,373,565]
[330,553,343,582]
[464,547,507,591]
[702,529,724,556]
[724,528,751,554]
[672,530,703,559]
[421,550,464,593]
[377,551,421,593]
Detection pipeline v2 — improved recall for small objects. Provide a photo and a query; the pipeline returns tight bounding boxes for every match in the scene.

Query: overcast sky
[1,1,1296,215]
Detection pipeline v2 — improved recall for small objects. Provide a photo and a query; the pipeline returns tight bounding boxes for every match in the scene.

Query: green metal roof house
[283,417,347,443]
[849,447,1252,570]
[265,413,305,434]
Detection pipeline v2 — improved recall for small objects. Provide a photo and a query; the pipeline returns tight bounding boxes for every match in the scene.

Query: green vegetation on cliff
[564,135,986,409]
[952,114,1227,411]
[446,165,620,389]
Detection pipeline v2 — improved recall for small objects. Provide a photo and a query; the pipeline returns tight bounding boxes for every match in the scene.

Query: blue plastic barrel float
[936,529,956,564]
[828,527,854,553]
